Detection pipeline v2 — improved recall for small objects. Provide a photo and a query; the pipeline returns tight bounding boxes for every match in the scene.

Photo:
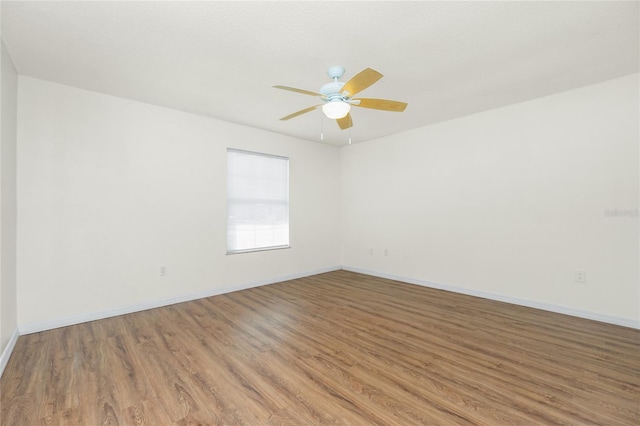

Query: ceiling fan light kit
[274,66,408,134]
[322,100,351,119]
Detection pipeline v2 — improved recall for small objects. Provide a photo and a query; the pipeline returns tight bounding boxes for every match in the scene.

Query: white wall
[1,39,18,354]
[342,74,639,327]
[17,77,341,327]
[14,73,640,330]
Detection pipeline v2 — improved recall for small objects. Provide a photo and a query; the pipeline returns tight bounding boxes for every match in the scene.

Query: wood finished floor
[1,270,639,425]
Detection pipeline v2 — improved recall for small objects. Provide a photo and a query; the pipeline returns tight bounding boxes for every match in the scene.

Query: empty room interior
[0,2,639,425]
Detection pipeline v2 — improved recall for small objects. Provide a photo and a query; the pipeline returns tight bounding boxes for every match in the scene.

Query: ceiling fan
[274,66,408,130]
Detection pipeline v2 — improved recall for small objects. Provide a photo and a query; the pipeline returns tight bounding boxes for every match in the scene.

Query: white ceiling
[2,1,638,146]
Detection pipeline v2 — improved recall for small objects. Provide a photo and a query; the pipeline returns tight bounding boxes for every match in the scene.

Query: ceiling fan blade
[279,105,321,121]
[341,68,383,98]
[273,85,322,97]
[353,98,408,112]
[336,113,353,130]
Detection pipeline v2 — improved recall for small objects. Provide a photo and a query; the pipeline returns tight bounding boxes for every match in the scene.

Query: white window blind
[227,149,289,254]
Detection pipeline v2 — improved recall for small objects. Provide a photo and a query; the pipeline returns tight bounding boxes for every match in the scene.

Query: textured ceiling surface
[2,1,638,145]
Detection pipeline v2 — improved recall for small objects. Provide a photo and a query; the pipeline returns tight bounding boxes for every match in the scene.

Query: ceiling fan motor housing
[322,66,348,102]
[320,81,346,101]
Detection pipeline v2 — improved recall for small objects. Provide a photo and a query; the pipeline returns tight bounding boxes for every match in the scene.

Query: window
[227,149,289,254]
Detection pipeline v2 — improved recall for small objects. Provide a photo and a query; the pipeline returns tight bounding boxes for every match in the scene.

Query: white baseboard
[19,264,636,336]
[343,266,640,329]
[19,265,342,335]
[0,328,20,379]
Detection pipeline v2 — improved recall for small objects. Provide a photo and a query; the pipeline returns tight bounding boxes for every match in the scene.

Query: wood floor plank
[1,270,639,425]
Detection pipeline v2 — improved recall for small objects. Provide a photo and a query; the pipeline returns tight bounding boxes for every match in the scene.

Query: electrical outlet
[160,266,167,276]
[575,270,586,283]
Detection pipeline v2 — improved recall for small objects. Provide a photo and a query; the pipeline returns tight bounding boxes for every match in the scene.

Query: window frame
[226,148,290,255]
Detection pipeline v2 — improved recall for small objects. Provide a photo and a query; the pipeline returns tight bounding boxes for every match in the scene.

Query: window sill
[226,245,291,255]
